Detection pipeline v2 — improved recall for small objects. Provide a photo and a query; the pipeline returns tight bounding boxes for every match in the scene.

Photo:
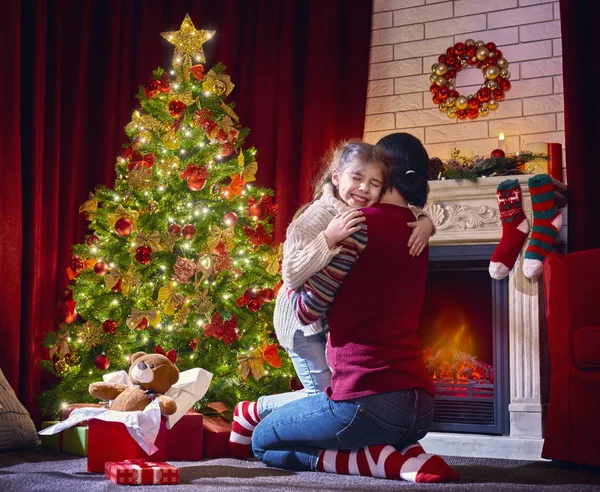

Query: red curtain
[0,0,372,417]
[560,0,600,252]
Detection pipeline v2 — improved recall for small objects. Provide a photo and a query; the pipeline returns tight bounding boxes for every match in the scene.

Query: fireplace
[420,245,509,435]
[416,176,554,460]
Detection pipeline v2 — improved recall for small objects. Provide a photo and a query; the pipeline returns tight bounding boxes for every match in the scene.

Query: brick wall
[365,0,565,178]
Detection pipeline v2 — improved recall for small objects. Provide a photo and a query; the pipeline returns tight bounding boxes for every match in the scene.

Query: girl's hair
[293,140,389,220]
[375,133,430,208]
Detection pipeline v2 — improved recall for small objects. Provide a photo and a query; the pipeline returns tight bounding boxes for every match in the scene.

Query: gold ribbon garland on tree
[430,39,511,120]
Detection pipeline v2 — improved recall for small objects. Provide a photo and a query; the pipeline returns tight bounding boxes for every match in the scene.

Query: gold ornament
[484,66,500,80]
[435,76,447,86]
[146,200,159,213]
[446,97,456,107]
[439,102,448,112]
[162,131,181,150]
[488,99,499,110]
[465,39,476,47]
[128,170,157,190]
[448,83,456,91]
[78,322,102,349]
[156,156,181,173]
[138,130,152,143]
[461,58,469,67]
[476,40,485,47]
[64,350,81,366]
[478,106,489,117]
[431,63,439,72]
[496,57,509,69]
[447,107,458,118]
[476,47,490,61]
[456,96,469,110]
[486,80,498,90]
[429,73,437,84]
[158,284,185,315]
[107,205,139,231]
[499,69,510,79]
[434,63,448,76]
[126,308,161,330]
[161,14,215,66]
[237,348,266,381]
[54,359,69,375]
[79,193,98,216]
[202,69,235,97]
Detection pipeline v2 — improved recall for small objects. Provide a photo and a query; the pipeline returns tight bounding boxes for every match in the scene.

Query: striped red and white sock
[317,444,459,483]
[229,401,261,459]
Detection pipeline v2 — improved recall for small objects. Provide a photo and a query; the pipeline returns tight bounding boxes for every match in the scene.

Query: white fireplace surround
[419,175,550,461]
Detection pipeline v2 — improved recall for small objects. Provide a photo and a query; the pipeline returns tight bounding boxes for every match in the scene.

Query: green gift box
[40,421,88,456]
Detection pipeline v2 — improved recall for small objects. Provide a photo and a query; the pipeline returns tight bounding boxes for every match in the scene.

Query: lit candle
[498,132,505,151]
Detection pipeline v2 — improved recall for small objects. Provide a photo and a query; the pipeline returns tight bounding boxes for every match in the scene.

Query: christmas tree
[40,15,292,416]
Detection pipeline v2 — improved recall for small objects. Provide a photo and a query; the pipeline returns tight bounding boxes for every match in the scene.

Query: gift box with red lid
[166,409,204,461]
[202,416,231,459]
[87,417,167,472]
[105,459,179,485]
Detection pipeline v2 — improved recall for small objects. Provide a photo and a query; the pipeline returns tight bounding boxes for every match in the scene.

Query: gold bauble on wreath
[430,40,511,121]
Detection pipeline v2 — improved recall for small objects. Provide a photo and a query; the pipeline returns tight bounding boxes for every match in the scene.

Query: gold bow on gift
[206,225,235,253]
[79,193,98,216]
[158,284,185,315]
[202,69,235,97]
[49,328,71,361]
[126,308,161,330]
[264,243,283,276]
[237,348,266,381]
[107,205,139,231]
[238,152,257,183]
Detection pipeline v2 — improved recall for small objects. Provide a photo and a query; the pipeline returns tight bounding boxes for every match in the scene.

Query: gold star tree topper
[161,14,215,66]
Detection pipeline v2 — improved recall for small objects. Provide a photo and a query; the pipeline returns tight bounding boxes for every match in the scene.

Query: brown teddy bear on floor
[89,351,179,416]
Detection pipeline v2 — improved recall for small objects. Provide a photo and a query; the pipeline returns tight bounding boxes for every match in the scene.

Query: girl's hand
[324,209,365,249]
[407,216,434,256]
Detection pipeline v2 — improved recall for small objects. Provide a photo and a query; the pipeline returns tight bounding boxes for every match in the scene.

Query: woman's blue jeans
[257,331,331,419]
[253,388,434,471]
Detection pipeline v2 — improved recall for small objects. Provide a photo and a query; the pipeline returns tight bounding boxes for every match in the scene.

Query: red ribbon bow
[203,312,238,345]
[243,224,272,247]
[236,288,275,312]
[180,163,209,181]
[123,146,155,172]
[154,345,178,364]
[247,195,279,218]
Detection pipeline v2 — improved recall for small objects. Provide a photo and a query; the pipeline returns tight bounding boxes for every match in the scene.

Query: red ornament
[187,174,207,191]
[247,298,262,312]
[449,90,459,98]
[102,319,117,335]
[136,317,148,330]
[430,84,439,95]
[144,78,162,99]
[466,45,477,57]
[168,223,182,236]
[467,108,479,119]
[438,54,448,64]
[70,256,85,272]
[485,57,497,67]
[453,42,466,55]
[87,235,99,246]
[446,47,454,55]
[182,224,196,239]
[111,280,122,293]
[94,261,109,276]
[189,338,199,351]
[95,353,110,371]
[494,49,503,58]
[468,98,480,109]
[456,109,468,120]
[438,85,450,97]
[446,55,456,65]
[115,217,133,236]
[432,94,442,105]
[499,79,511,91]
[249,202,267,221]
[168,100,187,118]
[58,299,77,324]
[223,212,239,227]
[477,88,492,102]
[135,245,152,265]
[491,149,506,158]
[492,88,505,101]
[486,42,497,51]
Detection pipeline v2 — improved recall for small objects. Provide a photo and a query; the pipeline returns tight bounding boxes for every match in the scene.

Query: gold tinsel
[78,322,102,349]
[127,170,158,190]
[161,14,215,66]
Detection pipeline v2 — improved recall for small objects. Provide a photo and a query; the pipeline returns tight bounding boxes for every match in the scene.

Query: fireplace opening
[420,245,509,435]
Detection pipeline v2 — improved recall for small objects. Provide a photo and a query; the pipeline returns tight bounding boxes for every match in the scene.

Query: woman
[251,133,458,483]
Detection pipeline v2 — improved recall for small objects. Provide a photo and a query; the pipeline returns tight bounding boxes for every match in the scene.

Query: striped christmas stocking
[523,174,562,279]
[317,444,459,483]
[229,401,261,459]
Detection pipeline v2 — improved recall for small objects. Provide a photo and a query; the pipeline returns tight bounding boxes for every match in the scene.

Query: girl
[229,141,434,458]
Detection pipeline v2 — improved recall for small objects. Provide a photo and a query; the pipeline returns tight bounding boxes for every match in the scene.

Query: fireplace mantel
[420,175,550,460]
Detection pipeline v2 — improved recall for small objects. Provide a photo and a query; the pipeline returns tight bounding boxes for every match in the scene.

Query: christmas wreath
[430,39,511,120]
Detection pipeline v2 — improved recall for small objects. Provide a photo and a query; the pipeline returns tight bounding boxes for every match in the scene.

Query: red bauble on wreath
[430,39,510,120]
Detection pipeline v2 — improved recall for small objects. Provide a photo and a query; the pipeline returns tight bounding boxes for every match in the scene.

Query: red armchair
[542,249,600,466]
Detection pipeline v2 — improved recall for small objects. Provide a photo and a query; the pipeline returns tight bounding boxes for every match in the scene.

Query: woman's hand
[323,210,365,249]
[407,216,434,256]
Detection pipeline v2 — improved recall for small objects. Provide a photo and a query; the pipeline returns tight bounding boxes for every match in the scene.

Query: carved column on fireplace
[423,175,551,456]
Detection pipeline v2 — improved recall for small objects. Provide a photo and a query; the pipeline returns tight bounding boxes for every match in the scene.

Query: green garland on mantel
[428,149,549,182]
